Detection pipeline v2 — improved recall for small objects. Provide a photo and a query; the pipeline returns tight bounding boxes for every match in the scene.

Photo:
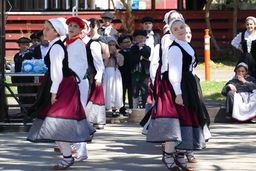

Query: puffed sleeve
[90,41,105,80]
[168,45,182,95]
[231,32,242,49]
[49,44,64,94]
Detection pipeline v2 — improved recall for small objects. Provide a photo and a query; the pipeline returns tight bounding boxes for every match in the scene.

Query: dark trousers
[122,80,133,109]
[131,72,149,108]
[225,91,234,113]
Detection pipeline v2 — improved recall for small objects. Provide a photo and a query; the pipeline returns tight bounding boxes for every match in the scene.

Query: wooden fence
[5,10,253,59]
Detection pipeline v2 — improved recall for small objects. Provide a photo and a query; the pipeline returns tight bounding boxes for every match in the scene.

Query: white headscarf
[236,62,248,71]
[169,19,185,34]
[246,16,256,24]
[48,18,67,36]
[163,10,184,24]
[57,17,68,34]
[82,19,91,34]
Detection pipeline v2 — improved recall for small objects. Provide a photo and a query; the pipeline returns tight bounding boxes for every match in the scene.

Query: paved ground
[1,123,256,171]
[195,69,234,82]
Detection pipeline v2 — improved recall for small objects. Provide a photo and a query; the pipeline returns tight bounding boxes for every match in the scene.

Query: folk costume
[231,16,256,78]
[26,37,95,142]
[103,37,124,110]
[85,36,106,128]
[129,29,151,109]
[221,63,256,121]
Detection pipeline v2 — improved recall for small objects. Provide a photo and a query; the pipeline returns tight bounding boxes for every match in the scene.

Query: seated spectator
[221,62,256,122]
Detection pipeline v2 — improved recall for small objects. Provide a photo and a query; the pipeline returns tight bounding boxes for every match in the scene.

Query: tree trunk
[205,0,220,52]
[233,0,239,56]
[110,0,135,34]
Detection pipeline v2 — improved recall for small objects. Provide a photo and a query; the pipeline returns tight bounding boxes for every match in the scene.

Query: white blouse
[49,38,64,94]
[231,30,256,53]
[90,41,105,81]
[67,39,88,80]
[161,33,175,74]
[168,39,195,95]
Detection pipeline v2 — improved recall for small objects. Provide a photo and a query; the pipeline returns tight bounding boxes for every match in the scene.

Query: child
[129,29,151,109]
[231,16,256,78]
[29,32,41,52]
[100,11,119,40]
[118,34,133,114]
[85,18,106,129]
[11,37,35,112]
[65,17,89,162]
[221,62,256,122]
[26,18,95,170]
[103,36,124,117]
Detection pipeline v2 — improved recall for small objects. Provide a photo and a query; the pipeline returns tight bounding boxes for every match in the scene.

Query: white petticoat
[103,67,123,109]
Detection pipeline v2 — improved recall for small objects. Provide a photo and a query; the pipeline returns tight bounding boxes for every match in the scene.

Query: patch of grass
[196,61,236,70]
[200,81,226,100]
[5,76,17,94]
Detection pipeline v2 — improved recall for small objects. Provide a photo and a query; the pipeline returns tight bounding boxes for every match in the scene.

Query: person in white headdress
[231,16,256,78]
[26,18,95,170]
[145,19,211,171]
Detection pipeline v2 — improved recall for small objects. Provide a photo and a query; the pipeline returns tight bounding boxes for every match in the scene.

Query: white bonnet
[48,18,67,36]
[246,16,256,24]
[236,62,248,71]
[168,19,185,33]
[57,17,68,34]
[163,10,184,24]
[82,19,91,33]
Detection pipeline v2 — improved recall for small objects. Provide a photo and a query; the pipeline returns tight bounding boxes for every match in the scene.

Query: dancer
[231,16,256,78]
[85,18,106,129]
[145,19,210,171]
[26,18,95,170]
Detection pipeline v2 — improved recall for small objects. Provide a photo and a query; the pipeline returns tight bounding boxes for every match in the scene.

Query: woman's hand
[228,84,237,92]
[175,94,184,106]
[95,79,102,87]
[51,93,57,104]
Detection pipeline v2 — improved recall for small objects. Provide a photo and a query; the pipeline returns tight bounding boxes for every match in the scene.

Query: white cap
[168,19,185,34]
[48,18,67,36]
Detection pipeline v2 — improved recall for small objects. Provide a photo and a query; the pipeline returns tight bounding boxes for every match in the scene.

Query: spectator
[129,29,151,109]
[29,32,41,52]
[33,30,49,60]
[118,33,133,114]
[221,62,256,122]
[99,11,119,40]
[103,36,124,117]
[11,37,35,112]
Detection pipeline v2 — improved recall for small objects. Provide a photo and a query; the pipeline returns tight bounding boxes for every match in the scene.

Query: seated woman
[221,62,256,122]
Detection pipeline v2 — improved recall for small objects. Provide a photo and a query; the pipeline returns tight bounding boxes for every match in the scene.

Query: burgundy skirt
[27,72,95,142]
[146,72,207,150]
[85,79,106,125]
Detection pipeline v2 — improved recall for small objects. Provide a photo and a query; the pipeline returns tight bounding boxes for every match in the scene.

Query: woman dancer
[26,18,95,170]
[231,16,256,78]
[146,19,210,171]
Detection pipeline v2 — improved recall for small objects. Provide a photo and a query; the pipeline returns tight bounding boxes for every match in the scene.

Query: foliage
[200,81,226,100]
[5,76,17,94]
[212,47,240,62]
